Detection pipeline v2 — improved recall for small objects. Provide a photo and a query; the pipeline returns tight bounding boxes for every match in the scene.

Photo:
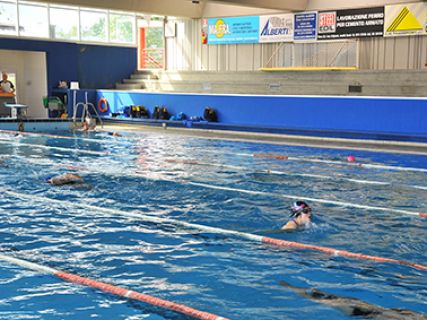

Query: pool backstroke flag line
[384,2,427,37]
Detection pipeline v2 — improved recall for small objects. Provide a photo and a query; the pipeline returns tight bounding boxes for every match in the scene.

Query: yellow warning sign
[385,2,427,36]
[387,6,423,32]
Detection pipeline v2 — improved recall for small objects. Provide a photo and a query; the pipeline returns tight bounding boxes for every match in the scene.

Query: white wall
[165,18,427,71]
[359,36,427,70]
[0,50,48,118]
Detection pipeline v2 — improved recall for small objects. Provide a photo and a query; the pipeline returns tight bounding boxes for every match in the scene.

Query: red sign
[319,11,336,33]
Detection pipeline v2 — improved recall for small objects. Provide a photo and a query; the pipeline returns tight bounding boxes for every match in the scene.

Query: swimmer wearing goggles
[281,201,313,231]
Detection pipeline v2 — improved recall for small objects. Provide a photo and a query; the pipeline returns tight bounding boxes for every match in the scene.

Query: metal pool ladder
[72,90,104,128]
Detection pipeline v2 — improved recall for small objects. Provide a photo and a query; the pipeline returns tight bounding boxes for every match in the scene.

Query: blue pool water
[0,130,426,319]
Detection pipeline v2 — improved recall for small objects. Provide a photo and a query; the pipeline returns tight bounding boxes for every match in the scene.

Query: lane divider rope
[245,153,427,173]
[0,253,228,320]
[2,188,426,271]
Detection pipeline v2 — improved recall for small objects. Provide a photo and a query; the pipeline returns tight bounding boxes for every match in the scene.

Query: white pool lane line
[19,148,427,192]
[18,153,427,191]
[2,188,426,271]
[16,157,427,218]
[0,129,113,144]
[0,139,108,156]
[188,182,427,217]
[165,158,427,190]
[0,253,228,320]
[8,137,425,192]
[2,129,427,174]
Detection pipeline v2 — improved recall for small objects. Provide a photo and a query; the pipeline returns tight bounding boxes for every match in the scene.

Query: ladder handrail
[87,102,104,128]
[72,90,104,128]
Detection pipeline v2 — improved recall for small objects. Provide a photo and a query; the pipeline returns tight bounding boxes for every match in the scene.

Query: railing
[140,48,164,69]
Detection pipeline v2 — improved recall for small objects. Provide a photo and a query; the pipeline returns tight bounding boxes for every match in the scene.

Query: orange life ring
[97,98,109,113]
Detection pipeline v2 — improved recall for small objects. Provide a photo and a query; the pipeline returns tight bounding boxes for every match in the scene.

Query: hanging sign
[318,7,384,40]
[384,2,427,37]
[259,14,294,43]
[207,16,259,44]
[294,12,317,41]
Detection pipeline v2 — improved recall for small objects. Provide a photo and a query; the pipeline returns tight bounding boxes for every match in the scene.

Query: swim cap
[290,201,311,217]
[43,175,55,182]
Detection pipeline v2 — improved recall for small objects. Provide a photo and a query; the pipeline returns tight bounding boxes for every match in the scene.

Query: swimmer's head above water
[47,173,84,186]
[281,201,313,231]
[290,201,312,217]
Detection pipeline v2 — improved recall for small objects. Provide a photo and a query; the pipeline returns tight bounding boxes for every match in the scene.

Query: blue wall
[0,38,137,94]
[97,91,427,139]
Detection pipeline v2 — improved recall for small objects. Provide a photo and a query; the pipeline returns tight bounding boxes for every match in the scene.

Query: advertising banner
[294,12,317,41]
[259,14,294,43]
[207,16,259,44]
[318,7,384,40]
[384,2,427,37]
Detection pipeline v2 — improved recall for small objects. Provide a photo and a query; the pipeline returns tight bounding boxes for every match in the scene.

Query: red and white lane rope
[0,253,228,320]
[2,188,426,271]
[245,153,427,173]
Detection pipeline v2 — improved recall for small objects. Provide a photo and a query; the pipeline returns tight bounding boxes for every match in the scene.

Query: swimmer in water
[107,131,122,137]
[47,173,84,186]
[281,201,313,231]
[81,117,96,132]
[279,280,427,319]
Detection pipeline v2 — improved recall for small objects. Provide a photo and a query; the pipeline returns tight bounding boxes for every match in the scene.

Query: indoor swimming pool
[0,129,426,320]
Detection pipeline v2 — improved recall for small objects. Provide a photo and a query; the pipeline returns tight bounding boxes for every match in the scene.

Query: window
[0,1,137,45]
[80,9,107,42]
[109,12,135,44]
[18,1,48,38]
[0,0,17,35]
[49,6,78,40]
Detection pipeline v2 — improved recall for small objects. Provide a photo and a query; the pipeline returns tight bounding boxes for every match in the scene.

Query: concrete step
[148,70,427,83]
[121,70,427,97]
[139,80,427,96]
[130,73,159,80]
[115,83,145,90]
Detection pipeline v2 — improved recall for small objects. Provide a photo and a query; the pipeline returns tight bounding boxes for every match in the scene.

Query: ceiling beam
[211,0,309,12]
